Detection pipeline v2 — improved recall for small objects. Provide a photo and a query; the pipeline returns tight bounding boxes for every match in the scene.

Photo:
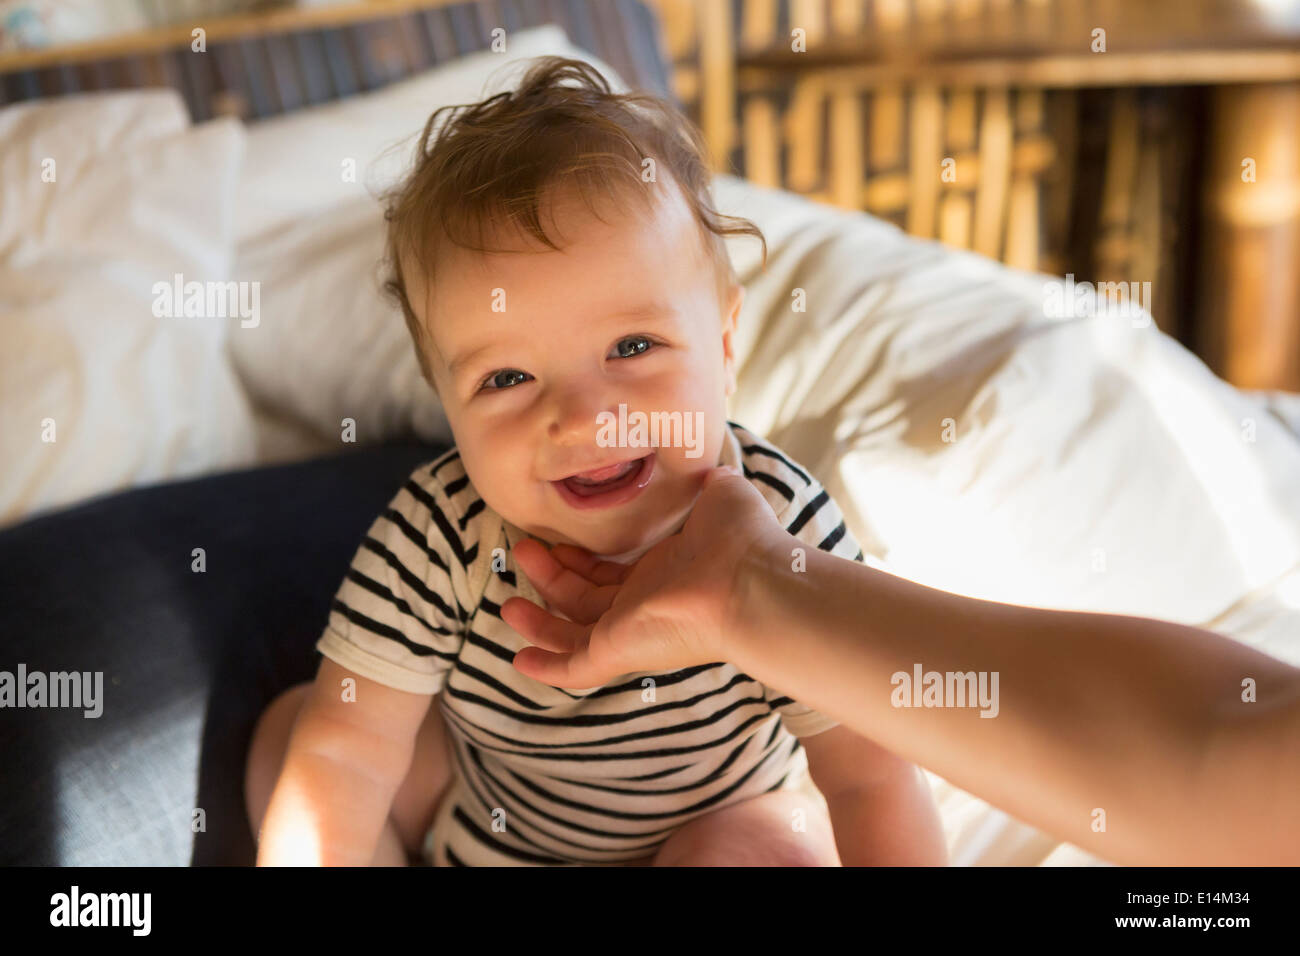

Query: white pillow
[228,26,630,448]
[715,173,1300,636]
[233,195,451,447]
[232,24,622,246]
[0,91,257,528]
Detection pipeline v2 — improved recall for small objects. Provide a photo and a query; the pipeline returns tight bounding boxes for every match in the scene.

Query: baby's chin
[511,495,690,561]
[535,515,672,561]
[567,525,665,561]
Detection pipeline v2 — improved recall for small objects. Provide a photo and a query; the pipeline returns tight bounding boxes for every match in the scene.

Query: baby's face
[415,180,743,557]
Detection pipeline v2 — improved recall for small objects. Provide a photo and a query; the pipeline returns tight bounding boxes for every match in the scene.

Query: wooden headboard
[0,0,675,122]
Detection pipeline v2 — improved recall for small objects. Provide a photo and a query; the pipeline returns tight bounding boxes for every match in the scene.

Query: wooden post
[1200,82,1300,391]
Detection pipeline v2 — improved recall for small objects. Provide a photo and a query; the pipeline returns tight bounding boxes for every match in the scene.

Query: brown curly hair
[379,55,767,386]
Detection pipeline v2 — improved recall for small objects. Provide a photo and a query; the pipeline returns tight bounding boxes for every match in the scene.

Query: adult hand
[501,465,783,688]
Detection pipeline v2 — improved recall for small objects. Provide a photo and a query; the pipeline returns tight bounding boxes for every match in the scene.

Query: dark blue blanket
[0,441,446,865]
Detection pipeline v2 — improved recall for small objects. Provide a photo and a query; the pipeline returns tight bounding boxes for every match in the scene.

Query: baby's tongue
[570,460,634,484]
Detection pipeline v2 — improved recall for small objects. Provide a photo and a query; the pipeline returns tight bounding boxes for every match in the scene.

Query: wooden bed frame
[0,0,674,122]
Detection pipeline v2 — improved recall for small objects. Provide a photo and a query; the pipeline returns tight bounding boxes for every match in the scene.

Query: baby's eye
[480,369,533,391]
[610,336,655,359]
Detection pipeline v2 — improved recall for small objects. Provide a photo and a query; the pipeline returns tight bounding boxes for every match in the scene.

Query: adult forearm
[729,538,1300,864]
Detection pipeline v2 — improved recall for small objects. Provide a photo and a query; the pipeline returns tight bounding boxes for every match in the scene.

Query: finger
[512,539,619,624]
[549,544,634,586]
[500,596,588,653]
[511,539,604,619]
[512,644,609,691]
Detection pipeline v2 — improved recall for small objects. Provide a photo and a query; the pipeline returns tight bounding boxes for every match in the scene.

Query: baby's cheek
[482,455,532,504]
[459,441,522,506]
[656,423,722,473]
[473,469,542,538]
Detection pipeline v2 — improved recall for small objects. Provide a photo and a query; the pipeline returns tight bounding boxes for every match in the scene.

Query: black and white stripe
[316,422,865,865]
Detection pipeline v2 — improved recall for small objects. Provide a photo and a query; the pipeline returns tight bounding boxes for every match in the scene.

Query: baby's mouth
[551,454,656,509]
[559,456,646,497]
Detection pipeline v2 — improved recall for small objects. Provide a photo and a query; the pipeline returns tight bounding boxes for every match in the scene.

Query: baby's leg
[651,790,841,867]
[244,683,455,865]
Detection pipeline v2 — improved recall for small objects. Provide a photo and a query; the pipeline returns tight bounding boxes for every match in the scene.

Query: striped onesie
[315,420,866,866]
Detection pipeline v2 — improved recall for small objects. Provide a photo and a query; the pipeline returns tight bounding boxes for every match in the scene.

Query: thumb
[692,464,779,540]
[701,465,742,488]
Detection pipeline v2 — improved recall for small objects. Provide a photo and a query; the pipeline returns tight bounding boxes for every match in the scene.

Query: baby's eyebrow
[445,303,675,375]
[446,342,494,377]
[607,303,674,321]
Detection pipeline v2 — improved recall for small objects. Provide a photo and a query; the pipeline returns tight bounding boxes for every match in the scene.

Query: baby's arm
[802,724,948,866]
[257,658,431,866]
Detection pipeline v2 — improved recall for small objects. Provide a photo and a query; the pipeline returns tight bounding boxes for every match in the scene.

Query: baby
[247,56,946,867]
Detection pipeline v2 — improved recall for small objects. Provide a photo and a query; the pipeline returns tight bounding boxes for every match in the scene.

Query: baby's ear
[722,283,744,397]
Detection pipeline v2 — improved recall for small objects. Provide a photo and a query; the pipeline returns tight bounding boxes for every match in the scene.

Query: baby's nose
[546,384,608,446]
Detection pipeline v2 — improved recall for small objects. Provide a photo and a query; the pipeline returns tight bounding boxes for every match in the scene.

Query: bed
[2,1,1298,867]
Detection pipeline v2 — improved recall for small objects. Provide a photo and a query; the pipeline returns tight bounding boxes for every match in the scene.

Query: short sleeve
[761,474,866,738]
[314,462,469,695]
